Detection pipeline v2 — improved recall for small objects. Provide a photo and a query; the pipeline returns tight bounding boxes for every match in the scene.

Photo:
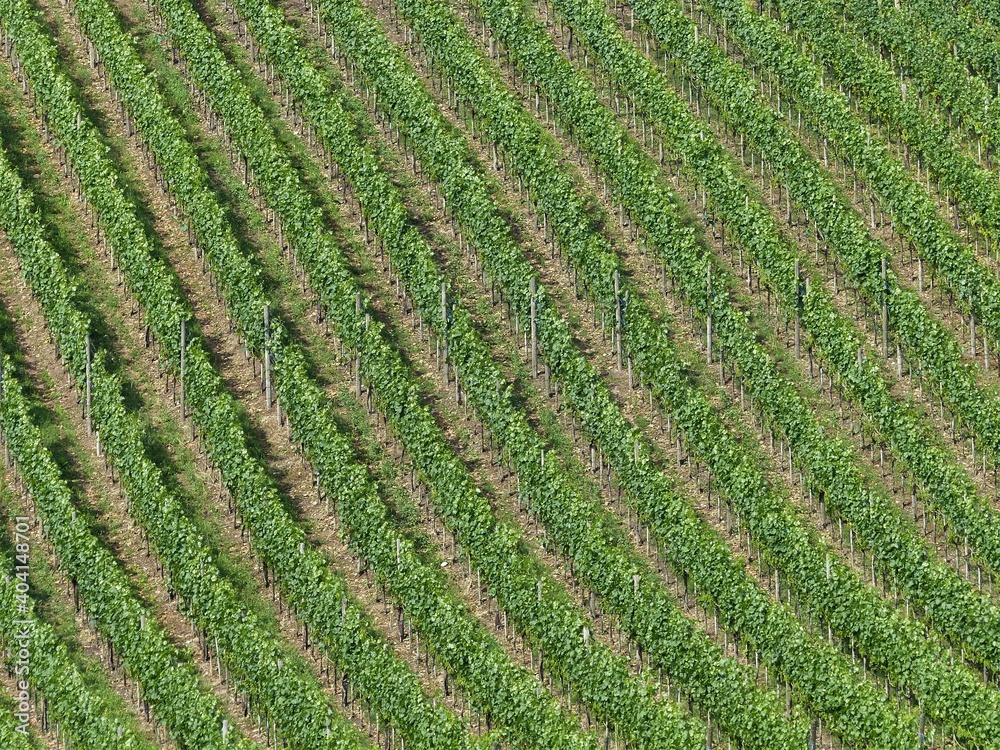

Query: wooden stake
[441,282,449,382]
[706,266,713,364]
[530,277,538,377]
[614,270,623,370]
[85,333,92,435]
[264,305,272,409]
[355,293,362,398]
[881,257,889,357]
[794,260,801,359]
[180,320,186,420]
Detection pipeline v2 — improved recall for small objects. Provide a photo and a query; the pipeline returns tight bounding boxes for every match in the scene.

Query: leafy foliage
[756,0,1000,344]
[0,522,156,750]
[0,1,377,747]
[830,0,1000,152]
[230,0,713,746]
[0,351,251,750]
[313,0,938,745]
[451,0,1000,741]
[549,0,1000,691]
[695,0,1000,607]
[81,0,602,746]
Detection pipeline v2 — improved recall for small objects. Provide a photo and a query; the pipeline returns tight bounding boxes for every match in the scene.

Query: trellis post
[530,277,538,377]
[614,270,622,369]
[355,293,362,398]
[441,282,449,382]
[707,266,713,363]
[881,257,889,357]
[85,333,92,435]
[264,305,272,409]
[794,260,801,359]
[180,320,186,420]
